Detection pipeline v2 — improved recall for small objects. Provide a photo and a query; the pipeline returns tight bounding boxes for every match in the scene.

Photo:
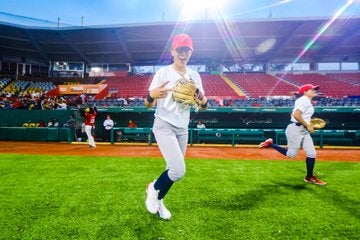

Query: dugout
[0,107,359,146]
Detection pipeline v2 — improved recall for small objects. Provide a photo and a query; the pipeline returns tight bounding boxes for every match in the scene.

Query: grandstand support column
[219,64,224,77]
[310,62,318,71]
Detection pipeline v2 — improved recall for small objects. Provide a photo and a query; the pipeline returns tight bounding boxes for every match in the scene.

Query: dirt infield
[0,141,359,162]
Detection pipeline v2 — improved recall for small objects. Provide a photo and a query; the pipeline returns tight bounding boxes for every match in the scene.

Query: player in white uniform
[144,34,208,219]
[259,84,326,185]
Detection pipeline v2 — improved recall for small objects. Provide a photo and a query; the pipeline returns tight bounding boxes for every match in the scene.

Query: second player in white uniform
[144,34,208,219]
[259,84,326,185]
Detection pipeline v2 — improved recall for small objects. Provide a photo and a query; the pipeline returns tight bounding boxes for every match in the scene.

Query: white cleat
[145,181,159,214]
[158,200,171,220]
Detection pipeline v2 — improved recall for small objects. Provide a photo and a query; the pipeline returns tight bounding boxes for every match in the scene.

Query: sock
[306,157,315,178]
[271,143,288,156]
[154,170,174,200]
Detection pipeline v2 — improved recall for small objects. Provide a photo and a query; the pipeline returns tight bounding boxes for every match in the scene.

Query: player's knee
[174,168,186,181]
[168,166,186,182]
[306,152,316,158]
[286,149,298,158]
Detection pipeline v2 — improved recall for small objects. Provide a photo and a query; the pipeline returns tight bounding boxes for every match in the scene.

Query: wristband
[200,100,208,108]
[146,92,154,103]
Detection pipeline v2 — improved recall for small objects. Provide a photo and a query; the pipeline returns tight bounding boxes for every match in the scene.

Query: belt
[290,121,302,127]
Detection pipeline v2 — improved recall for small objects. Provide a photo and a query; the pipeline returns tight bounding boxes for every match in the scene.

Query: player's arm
[293,109,314,133]
[144,81,171,108]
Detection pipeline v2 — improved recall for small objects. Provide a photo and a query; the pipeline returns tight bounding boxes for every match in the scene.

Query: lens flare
[292,0,354,64]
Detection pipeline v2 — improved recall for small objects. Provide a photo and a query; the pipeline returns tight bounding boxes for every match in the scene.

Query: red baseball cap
[172,34,193,51]
[299,84,320,94]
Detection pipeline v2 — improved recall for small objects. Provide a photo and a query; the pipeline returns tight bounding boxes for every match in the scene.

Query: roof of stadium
[0,17,359,66]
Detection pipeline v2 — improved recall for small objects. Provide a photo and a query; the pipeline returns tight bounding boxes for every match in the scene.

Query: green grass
[0,154,359,240]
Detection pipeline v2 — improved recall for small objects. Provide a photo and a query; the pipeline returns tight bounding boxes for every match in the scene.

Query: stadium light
[91,67,101,73]
[180,0,229,21]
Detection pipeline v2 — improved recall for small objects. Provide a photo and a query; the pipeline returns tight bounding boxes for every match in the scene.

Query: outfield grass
[0,153,359,240]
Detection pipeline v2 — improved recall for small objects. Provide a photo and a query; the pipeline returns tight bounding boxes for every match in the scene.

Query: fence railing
[111,127,360,148]
[0,126,358,147]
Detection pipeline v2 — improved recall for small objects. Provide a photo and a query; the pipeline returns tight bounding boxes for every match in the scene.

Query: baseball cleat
[304,176,327,185]
[259,138,273,148]
[158,200,171,220]
[145,181,160,214]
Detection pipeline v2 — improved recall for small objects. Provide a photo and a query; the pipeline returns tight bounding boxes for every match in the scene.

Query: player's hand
[306,124,315,133]
[149,81,172,99]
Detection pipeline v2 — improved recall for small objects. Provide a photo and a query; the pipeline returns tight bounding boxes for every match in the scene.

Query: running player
[144,34,208,219]
[84,106,97,148]
[259,84,326,185]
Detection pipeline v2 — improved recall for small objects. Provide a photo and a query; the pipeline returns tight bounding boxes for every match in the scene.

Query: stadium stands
[278,73,360,98]
[0,72,359,109]
[0,78,56,97]
[200,74,240,99]
[228,73,299,98]
[105,75,153,98]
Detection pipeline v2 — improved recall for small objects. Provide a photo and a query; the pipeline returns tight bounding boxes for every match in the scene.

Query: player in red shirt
[84,106,97,148]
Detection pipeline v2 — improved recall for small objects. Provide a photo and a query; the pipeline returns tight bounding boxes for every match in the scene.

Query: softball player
[84,106,97,148]
[144,34,208,219]
[259,84,326,185]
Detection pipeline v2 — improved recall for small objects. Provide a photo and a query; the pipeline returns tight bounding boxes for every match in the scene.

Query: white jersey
[103,119,114,130]
[149,65,204,128]
[290,95,314,124]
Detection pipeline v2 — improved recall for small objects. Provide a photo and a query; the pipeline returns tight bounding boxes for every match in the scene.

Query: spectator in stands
[54,119,60,127]
[47,119,54,127]
[225,99,233,107]
[196,120,206,129]
[12,98,23,109]
[40,98,47,110]
[28,100,36,110]
[117,97,128,106]
[0,98,5,109]
[102,114,114,142]
[46,118,59,127]
[2,97,13,109]
[80,93,86,104]
[75,95,83,107]
[127,119,137,128]
[56,98,67,110]
[42,97,56,110]
[38,120,46,127]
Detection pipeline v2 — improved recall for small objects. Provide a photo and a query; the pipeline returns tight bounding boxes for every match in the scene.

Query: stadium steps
[220,75,247,97]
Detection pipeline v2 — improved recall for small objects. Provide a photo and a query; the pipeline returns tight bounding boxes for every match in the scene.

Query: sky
[0,0,359,27]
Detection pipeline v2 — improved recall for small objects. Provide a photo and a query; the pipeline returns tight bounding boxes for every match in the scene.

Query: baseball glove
[172,78,198,107]
[310,118,326,129]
